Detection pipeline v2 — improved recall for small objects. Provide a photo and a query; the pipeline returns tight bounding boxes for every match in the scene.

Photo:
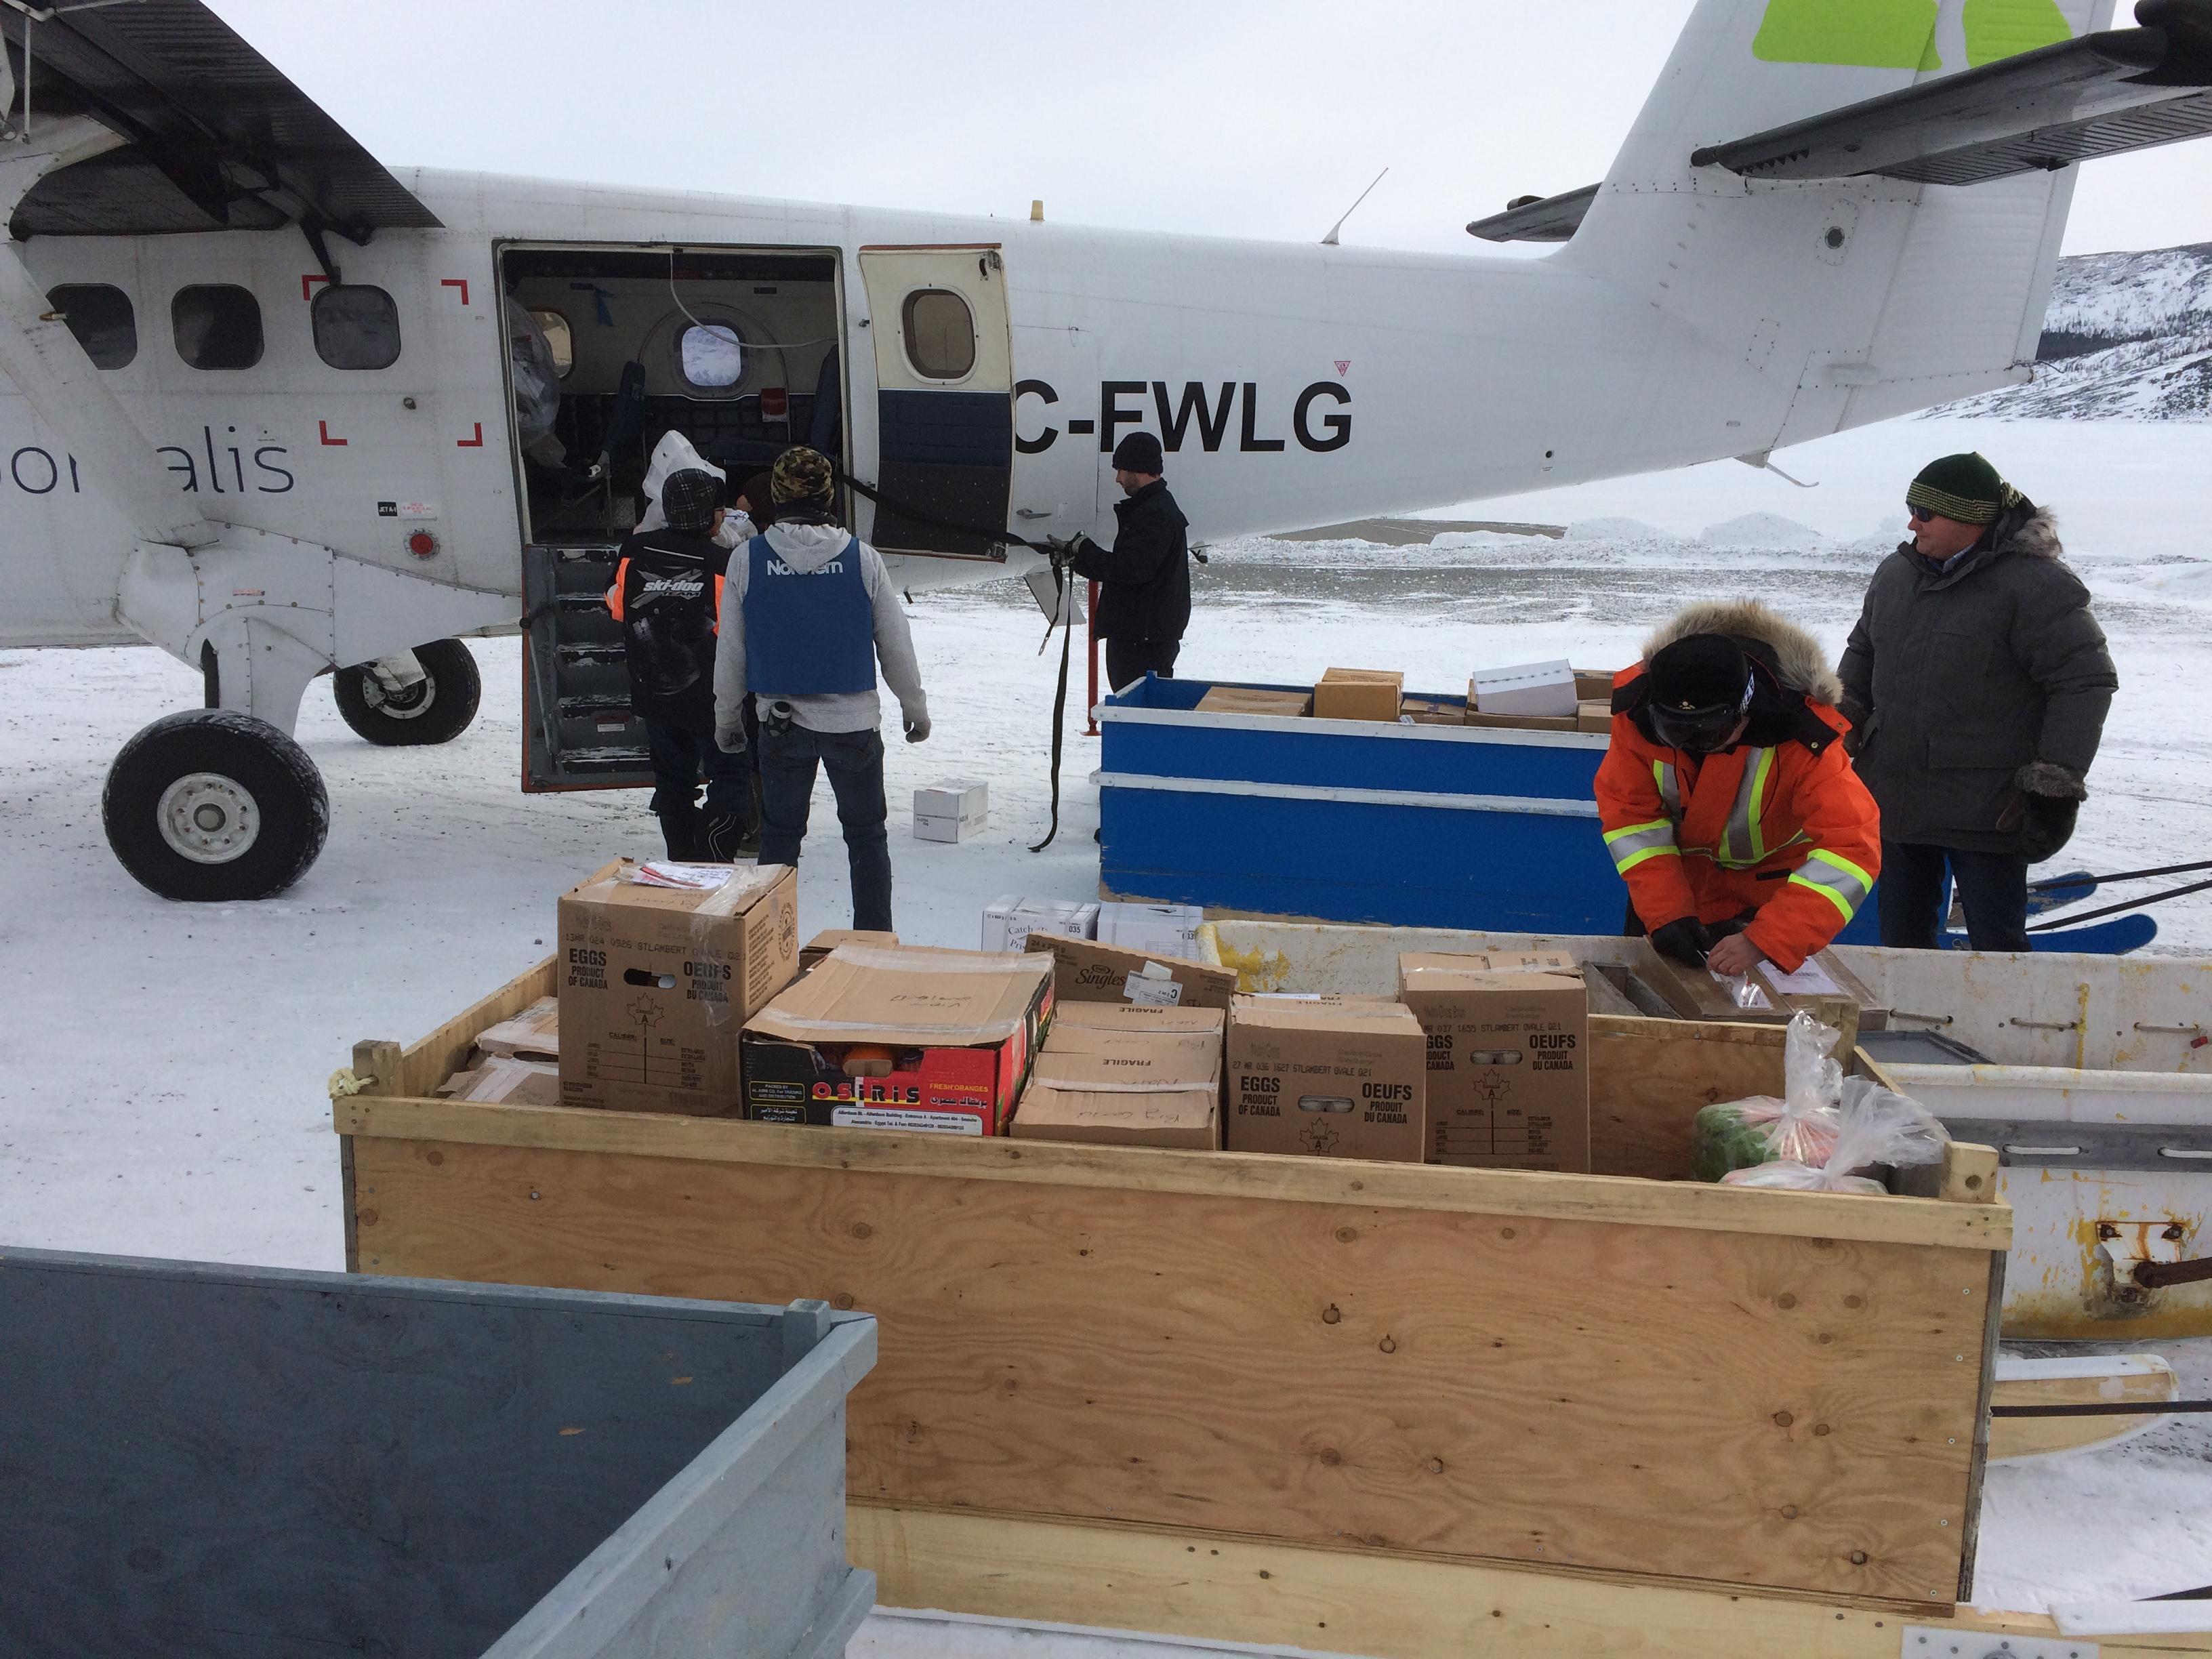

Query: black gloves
[1648,916,1715,965]
[2007,762,2087,862]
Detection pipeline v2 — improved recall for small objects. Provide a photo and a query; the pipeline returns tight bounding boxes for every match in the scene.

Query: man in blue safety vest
[713,447,930,931]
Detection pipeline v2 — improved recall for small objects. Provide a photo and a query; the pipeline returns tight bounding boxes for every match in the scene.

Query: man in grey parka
[1838,452,2117,952]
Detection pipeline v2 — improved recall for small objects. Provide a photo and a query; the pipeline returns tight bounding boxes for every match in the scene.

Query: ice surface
[2,413,2208,1647]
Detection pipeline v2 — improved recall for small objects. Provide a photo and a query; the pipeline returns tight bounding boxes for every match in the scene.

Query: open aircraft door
[857,246,1013,558]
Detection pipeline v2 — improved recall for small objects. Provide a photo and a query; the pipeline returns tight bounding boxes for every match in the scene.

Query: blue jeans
[758,722,892,932]
[644,720,755,826]
[1877,840,2031,951]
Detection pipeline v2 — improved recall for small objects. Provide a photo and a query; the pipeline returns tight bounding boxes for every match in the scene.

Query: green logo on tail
[1753,0,2070,72]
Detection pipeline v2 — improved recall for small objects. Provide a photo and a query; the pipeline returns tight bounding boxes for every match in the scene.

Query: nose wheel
[332,638,482,746]
[104,711,329,901]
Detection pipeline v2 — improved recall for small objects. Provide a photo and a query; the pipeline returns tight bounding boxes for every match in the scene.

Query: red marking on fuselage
[455,423,485,448]
[318,421,347,447]
[440,279,471,306]
[302,274,331,302]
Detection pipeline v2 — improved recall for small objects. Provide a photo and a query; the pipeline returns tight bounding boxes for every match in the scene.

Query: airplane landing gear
[331,638,481,747]
[102,711,329,901]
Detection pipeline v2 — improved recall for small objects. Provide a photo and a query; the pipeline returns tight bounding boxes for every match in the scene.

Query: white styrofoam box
[914,779,989,844]
[1471,658,1578,718]
[1096,901,1204,960]
[981,895,1101,953]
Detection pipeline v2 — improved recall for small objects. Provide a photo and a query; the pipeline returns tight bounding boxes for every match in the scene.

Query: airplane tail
[1561,0,2117,448]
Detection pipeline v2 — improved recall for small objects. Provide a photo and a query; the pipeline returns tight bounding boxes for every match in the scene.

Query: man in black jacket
[607,467,756,861]
[1839,452,2117,951]
[1061,432,1191,690]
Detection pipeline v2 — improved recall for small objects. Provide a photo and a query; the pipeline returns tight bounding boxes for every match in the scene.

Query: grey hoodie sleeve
[859,543,927,721]
[713,554,749,738]
[2015,563,2118,779]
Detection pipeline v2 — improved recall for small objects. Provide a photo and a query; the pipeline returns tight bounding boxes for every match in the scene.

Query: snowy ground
[2,415,2209,1647]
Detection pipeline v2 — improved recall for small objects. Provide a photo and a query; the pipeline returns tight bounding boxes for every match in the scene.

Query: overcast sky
[211,0,2210,259]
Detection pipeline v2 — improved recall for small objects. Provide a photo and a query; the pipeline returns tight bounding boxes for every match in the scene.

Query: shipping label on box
[1225,996,1426,1162]
[1397,951,1589,1172]
[1470,659,1579,719]
[1034,930,1236,1011]
[556,860,798,1116]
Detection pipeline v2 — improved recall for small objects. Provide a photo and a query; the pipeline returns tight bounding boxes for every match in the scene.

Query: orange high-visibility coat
[1594,666,1882,972]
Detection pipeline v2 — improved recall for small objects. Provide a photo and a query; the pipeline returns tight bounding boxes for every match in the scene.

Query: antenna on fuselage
[1320,167,1388,247]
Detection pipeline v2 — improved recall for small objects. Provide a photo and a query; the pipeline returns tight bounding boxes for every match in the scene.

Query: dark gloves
[1044,533,1095,573]
[1648,916,1715,965]
[2006,761,2087,863]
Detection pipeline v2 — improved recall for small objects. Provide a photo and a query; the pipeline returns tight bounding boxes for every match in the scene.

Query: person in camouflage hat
[714,447,929,932]
[1839,454,2118,951]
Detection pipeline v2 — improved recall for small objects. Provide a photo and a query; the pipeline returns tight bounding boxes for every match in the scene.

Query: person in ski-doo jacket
[607,466,754,861]
[1596,600,1882,977]
[1839,453,2117,951]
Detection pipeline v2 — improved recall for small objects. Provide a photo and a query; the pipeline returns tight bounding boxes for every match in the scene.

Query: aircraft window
[47,284,136,369]
[532,309,573,377]
[901,289,975,380]
[311,284,402,371]
[172,284,263,371]
[676,322,743,390]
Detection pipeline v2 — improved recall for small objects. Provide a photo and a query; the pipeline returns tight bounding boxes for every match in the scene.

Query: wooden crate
[337,959,2008,1614]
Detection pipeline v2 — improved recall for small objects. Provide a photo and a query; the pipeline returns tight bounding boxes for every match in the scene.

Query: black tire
[331,638,481,746]
[102,711,330,901]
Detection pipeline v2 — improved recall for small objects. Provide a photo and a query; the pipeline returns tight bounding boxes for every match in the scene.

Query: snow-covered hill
[1936,240,2212,420]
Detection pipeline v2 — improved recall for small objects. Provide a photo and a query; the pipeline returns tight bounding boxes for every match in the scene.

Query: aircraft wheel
[332,638,481,746]
[102,711,330,901]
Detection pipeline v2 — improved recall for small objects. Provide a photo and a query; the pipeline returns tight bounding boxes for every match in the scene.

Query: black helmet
[1645,634,1754,754]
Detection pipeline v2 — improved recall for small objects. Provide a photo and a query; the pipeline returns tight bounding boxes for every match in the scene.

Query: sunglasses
[1906,504,1938,523]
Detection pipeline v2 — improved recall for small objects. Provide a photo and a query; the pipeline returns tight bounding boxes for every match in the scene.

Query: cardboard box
[1194,686,1311,718]
[740,945,1054,1134]
[1574,669,1618,701]
[1225,996,1427,1162]
[1633,941,1887,1048]
[1577,699,1616,734]
[1399,694,1467,726]
[1464,709,1580,733]
[799,929,898,974]
[1470,659,1578,718]
[1397,951,1590,1172]
[1095,900,1204,960]
[476,996,559,1061]
[982,895,1101,953]
[1312,667,1404,723]
[440,1056,562,1107]
[1033,930,1236,1011]
[1013,1003,1225,1150]
[556,860,798,1116]
[914,779,988,843]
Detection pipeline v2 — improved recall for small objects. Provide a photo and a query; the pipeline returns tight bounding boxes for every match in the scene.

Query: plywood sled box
[338,957,2013,1635]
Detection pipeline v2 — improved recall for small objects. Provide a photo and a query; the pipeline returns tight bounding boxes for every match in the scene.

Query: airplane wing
[1471,0,2212,243]
[1,0,439,240]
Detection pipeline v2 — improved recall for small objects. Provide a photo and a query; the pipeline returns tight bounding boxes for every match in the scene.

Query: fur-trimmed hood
[1641,598,1844,707]
[1995,506,2062,560]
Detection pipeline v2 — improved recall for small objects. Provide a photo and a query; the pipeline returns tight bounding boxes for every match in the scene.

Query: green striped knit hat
[1906,452,2020,526]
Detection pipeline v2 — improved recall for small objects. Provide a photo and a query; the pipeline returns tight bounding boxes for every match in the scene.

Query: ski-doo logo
[639,575,705,598]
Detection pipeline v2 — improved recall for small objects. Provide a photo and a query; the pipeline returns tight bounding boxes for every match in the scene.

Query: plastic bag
[1688,1011,1844,1183]
[1723,1075,1950,1194]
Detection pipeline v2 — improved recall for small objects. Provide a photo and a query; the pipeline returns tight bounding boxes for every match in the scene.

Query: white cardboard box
[982,895,1101,953]
[1096,901,1205,960]
[1471,659,1579,718]
[914,779,989,843]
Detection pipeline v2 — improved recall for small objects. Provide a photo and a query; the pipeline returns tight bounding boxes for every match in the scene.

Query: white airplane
[2,0,2207,900]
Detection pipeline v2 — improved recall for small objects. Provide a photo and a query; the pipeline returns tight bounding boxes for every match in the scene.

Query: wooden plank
[1590,1015,1789,1185]
[1940,1143,2000,1205]
[337,1095,2005,1250]
[388,957,558,1099]
[348,1132,1996,1603]
[1990,1357,2180,1461]
[850,1504,2212,1658]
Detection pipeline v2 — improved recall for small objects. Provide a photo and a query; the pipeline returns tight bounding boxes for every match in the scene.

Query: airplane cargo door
[858,245,1012,558]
